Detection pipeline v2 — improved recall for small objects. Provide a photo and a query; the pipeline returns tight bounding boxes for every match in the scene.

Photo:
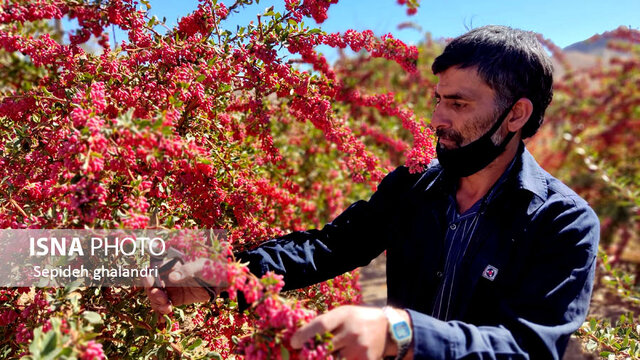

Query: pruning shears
[149,246,219,301]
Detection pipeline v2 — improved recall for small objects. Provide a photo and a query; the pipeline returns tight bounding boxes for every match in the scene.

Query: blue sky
[143,0,639,50]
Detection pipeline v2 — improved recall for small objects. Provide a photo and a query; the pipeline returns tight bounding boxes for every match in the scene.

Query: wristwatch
[383,306,412,360]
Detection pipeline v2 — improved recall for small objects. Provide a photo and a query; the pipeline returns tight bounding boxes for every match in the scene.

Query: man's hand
[144,258,228,315]
[290,305,394,360]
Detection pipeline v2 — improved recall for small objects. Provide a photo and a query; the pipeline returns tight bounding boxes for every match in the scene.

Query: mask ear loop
[487,99,519,138]
[486,99,520,151]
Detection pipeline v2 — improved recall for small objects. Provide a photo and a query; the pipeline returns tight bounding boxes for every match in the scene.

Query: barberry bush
[0,0,429,358]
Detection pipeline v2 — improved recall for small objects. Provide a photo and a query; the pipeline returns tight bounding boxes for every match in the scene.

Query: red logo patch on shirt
[482,265,499,281]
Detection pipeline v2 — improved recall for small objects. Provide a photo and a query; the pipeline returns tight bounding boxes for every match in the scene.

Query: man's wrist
[382,306,413,360]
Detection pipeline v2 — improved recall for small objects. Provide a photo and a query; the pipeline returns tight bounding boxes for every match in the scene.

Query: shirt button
[449,223,457,230]
[436,271,444,278]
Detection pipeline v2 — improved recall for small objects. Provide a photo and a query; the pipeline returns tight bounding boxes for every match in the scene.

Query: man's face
[432,66,507,149]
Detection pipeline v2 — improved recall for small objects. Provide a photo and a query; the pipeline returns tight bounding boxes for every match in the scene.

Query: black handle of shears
[149,251,178,285]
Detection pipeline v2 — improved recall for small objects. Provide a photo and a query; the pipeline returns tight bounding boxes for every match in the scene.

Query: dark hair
[432,25,553,139]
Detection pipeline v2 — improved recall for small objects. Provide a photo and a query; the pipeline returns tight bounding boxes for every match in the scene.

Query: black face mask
[436,103,516,178]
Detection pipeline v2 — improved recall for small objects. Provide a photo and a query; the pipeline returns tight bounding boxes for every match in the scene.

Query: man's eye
[451,102,464,109]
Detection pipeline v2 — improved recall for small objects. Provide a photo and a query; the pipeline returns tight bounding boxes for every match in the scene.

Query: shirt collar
[424,141,549,202]
[516,144,549,201]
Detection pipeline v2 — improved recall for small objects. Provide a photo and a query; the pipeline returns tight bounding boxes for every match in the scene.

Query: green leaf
[57,348,73,357]
[40,331,58,357]
[163,314,173,329]
[83,311,103,324]
[2,345,12,357]
[186,338,203,351]
[49,318,62,332]
[207,352,223,360]
[64,279,82,294]
[29,328,43,357]
[280,345,290,360]
[148,16,157,28]
[37,276,53,287]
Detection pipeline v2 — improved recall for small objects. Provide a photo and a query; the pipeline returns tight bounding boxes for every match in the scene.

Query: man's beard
[434,109,505,149]
[434,127,465,148]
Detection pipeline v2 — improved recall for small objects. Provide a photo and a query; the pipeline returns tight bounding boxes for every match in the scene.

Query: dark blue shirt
[432,194,483,321]
[433,154,517,321]
[238,143,600,359]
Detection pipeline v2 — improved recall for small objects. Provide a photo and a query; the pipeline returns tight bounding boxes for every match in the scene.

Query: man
[147,25,599,359]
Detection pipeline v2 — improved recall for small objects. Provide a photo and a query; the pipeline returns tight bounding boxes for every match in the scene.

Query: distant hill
[565,35,613,56]
[557,26,636,71]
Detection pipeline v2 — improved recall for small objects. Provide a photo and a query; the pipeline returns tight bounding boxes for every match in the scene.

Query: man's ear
[507,98,533,133]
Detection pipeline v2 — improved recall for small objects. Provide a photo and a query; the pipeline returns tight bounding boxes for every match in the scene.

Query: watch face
[392,322,411,340]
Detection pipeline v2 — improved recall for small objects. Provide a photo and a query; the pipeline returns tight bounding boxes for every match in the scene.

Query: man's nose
[430,106,450,131]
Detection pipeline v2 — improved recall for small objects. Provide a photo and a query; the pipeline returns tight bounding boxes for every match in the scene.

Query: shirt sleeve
[406,194,599,359]
[236,166,424,291]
